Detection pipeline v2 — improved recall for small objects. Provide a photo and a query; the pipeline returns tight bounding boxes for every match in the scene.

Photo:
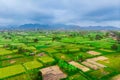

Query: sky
[0,0,120,27]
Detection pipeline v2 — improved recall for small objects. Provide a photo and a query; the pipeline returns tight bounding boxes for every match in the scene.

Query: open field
[0,30,120,80]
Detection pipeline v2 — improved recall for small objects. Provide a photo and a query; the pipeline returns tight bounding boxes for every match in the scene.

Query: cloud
[83,7,120,22]
[68,20,120,27]
[0,0,119,27]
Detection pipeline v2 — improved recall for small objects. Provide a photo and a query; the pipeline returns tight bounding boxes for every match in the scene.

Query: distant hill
[18,24,120,30]
[18,24,80,30]
[0,24,120,31]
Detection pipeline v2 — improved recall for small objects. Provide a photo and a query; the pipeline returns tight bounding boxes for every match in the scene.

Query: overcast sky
[0,0,120,27]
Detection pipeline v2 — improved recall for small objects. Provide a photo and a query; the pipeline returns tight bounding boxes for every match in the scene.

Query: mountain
[18,24,80,30]
[0,24,120,31]
[17,24,120,30]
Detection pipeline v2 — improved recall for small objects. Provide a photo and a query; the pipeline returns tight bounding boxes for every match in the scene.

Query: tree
[95,34,103,40]
[33,38,39,43]
[52,36,61,41]
[79,47,89,52]
[74,54,83,62]
[88,35,94,41]
[58,60,78,74]
[111,44,118,50]
[78,54,83,62]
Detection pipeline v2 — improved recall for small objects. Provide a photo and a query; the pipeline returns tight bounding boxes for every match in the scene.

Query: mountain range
[0,24,120,31]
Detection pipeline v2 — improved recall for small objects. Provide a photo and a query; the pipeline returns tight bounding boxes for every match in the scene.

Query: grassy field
[0,48,13,55]
[0,31,120,80]
[0,64,25,79]
[23,60,43,70]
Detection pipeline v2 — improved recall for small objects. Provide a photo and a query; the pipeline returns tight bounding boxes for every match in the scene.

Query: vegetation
[23,60,43,70]
[0,30,120,80]
[0,64,25,79]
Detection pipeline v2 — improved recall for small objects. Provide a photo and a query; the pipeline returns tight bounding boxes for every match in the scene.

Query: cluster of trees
[3,44,37,55]
[112,31,120,43]
[110,31,120,51]
[18,46,36,55]
[73,54,83,62]
[3,44,17,50]
[111,44,120,52]
[52,36,62,41]
[33,38,39,43]
[95,34,103,40]
[88,34,103,41]
[79,47,89,52]
[19,37,39,43]
[58,60,78,74]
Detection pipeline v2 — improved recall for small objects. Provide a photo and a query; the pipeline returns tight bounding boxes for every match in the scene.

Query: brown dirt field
[40,65,67,80]
[82,61,99,70]
[82,56,108,70]
[69,61,90,72]
[111,74,120,80]
[87,51,101,55]
[10,60,16,64]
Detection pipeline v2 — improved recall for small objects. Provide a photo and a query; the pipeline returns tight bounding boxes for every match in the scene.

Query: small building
[40,65,67,80]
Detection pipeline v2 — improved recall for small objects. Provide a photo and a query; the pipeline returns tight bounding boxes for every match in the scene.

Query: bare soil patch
[87,51,101,55]
[69,61,90,72]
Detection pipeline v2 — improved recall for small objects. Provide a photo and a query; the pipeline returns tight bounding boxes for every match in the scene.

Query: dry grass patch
[111,74,120,80]
[40,65,67,80]
[82,56,108,70]
[82,61,99,70]
[69,61,90,72]
[87,51,101,56]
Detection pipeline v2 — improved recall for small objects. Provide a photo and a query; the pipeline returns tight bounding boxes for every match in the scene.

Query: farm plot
[69,61,90,72]
[23,60,43,70]
[87,68,112,79]
[0,54,24,60]
[69,52,94,60]
[67,73,88,80]
[87,51,101,56]
[38,56,55,65]
[82,56,108,70]
[41,48,58,54]
[97,53,120,72]
[111,74,120,80]
[53,53,72,61]
[0,64,25,79]
[0,48,13,56]
[1,56,34,67]
[99,49,115,53]
[4,73,29,80]
[40,65,67,80]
